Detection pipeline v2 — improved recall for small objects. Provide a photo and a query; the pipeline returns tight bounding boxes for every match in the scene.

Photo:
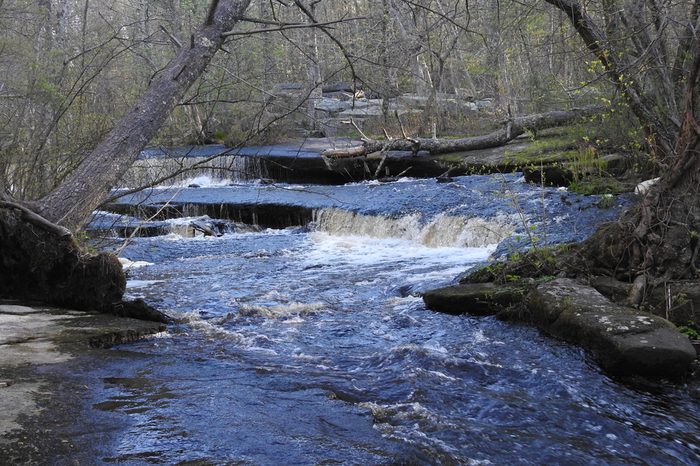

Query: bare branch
[222,17,365,37]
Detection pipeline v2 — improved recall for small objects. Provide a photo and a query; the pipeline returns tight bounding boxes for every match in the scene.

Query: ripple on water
[68,176,700,465]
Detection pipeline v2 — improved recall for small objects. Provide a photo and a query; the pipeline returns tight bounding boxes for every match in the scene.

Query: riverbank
[0,301,165,461]
[424,278,699,379]
[122,125,639,188]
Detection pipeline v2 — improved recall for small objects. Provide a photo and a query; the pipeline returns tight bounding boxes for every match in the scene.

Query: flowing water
[41,173,700,464]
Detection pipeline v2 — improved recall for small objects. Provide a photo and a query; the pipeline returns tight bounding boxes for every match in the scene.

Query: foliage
[677,322,700,340]
[0,0,601,200]
[463,245,572,285]
[569,176,624,196]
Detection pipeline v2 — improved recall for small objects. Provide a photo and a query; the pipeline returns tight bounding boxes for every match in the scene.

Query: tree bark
[322,106,601,158]
[543,0,683,159]
[37,0,252,231]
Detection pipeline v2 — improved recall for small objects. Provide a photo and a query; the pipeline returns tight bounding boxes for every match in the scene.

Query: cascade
[312,208,514,248]
[120,154,268,188]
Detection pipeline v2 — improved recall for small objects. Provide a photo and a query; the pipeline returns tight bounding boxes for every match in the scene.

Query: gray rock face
[338,105,383,118]
[315,97,382,115]
[475,98,493,109]
[527,278,696,378]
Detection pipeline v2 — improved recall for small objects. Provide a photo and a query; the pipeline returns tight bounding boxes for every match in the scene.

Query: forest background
[0,0,637,202]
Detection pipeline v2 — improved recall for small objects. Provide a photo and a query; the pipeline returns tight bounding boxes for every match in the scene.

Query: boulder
[111,298,171,324]
[322,82,360,93]
[315,97,380,116]
[475,98,494,109]
[589,276,632,303]
[315,97,353,115]
[393,94,430,109]
[527,278,695,378]
[600,153,631,175]
[322,91,353,101]
[423,282,526,316]
[338,105,383,118]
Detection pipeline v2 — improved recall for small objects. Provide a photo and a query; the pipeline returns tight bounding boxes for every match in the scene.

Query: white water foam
[312,208,514,248]
[237,302,329,319]
[359,401,462,458]
[303,232,493,286]
[121,154,268,188]
[126,279,163,289]
[118,258,154,270]
[172,310,272,348]
[176,175,236,188]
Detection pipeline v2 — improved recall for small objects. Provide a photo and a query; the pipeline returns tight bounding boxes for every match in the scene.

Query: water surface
[47,175,700,464]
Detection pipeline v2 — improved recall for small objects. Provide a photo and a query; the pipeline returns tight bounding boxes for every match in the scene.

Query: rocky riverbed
[3,138,699,463]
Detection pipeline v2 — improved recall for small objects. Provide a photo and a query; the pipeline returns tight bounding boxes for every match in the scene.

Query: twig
[350,118,369,140]
[373,152,388,178]
[222,17,365,37]
[396,166,412,177]
[114,189,183,256]
[395,110,408,139]
[159,25,183,48]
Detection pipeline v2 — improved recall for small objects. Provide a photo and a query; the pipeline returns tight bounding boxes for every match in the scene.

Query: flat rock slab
[423,282,526,316]
[0,304,166,367]
[527,278,695,378]
[0,302,166,437]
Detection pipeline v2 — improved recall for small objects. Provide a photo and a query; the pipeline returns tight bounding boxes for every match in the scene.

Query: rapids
[39,173,700,464]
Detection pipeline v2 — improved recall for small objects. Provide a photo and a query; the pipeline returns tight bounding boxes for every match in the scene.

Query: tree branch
[222,17,364,37]
[323,106,602,157]
[0,201,72,237]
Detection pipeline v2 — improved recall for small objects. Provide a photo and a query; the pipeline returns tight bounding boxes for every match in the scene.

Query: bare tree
[36,0,253,230]
[545,0,700,287]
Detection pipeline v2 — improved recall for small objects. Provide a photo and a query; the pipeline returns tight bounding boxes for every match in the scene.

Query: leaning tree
[0,0,255,312]
[2,0,699,312]
[34,0,253,231]
[543,0,700,292]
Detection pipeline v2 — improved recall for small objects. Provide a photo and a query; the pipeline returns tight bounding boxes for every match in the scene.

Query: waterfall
[312,208,514,248]
[120,154,268,188]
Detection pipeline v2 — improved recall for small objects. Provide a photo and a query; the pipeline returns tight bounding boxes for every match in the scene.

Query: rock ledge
[423,278,696,378]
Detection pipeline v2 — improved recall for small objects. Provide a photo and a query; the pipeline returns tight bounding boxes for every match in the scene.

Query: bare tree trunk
[379,0,395,121]
[38,0,252,231]
[303,1,322,129]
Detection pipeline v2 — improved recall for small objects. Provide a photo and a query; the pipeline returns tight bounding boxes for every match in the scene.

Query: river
[38,171,700,464]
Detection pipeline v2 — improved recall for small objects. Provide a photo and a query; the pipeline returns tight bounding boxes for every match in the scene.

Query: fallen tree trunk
[322,106,602,158]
